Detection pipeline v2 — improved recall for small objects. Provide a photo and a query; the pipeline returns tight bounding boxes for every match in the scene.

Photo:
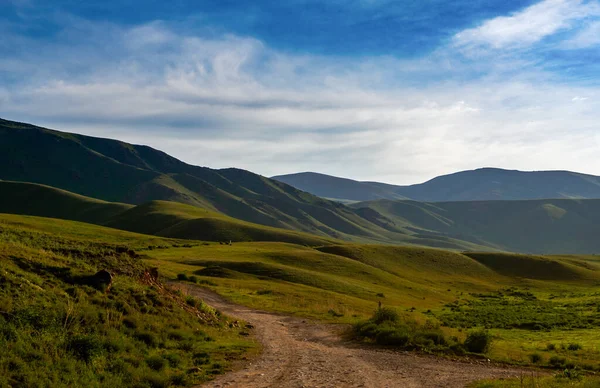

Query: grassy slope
[146,238,600,370]
[105,200,337,246]
[0,180,133,224]
[0,181,335,246]
[0,214,256,387]
[0,118,402,243]
[353,199,600,254]
[4,212,600,373]
[0,179,487,250]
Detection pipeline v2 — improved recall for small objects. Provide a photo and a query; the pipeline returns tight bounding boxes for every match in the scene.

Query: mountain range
[272,170,600,202]
[2,117,600,254]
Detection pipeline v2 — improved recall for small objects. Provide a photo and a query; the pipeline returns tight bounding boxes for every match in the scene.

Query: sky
[1,0,599,184]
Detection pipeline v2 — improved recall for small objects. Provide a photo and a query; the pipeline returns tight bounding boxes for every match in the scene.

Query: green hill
[0,214,255,387]
[273,168,600,202]
[4,212,600,374]
[0,181,335,246]
[0,118,409,243]
[0,180,133,223]
[353,198,600,254]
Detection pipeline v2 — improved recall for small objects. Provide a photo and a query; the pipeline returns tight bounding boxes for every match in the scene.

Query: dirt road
[180,286,533,388]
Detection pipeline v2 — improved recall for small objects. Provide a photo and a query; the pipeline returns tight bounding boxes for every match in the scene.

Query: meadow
[0,214,257,387]
[4,211,600,387]
[147,241,600,372]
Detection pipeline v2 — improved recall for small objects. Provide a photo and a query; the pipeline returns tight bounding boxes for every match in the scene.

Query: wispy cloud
[562,20,600,47]
[454,0,600,51]
[1,3,600,183]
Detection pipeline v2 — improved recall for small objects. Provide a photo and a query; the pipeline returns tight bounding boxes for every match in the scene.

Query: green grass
[146,239,600,372]
[353,198,600,254]
[472,373,600,387]
[0,214,256,387]
[4,211,600,385]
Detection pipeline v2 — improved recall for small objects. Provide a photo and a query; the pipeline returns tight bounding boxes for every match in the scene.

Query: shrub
[145,355,167,371]
[176,274,188,281]
[134,331,158,347]
[164,353,181,367]
[372,307,399,324]
[188,276,198,284]
[170,373,188,386]
[546,343,556,351]
[256,290,274,295]
[122,317,138,329]
[464,330,492,353]
[185,296,197,307]
[167,330,189,341]
[375,327,410,346]
[549,356,567,367]
[529,353,542,364]
[567,343,582,351]
[67,335,104,362]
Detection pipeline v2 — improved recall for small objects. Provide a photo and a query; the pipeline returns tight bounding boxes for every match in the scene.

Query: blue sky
[1,0,599,183]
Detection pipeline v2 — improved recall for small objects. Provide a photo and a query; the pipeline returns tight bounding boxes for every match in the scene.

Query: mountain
[352,199,600,254]
[0,118,484,250]
[0,118,387,241]
[271,172,408,202]
[0,181,336,246]
[272,169,600,202]
[5,117,600,254]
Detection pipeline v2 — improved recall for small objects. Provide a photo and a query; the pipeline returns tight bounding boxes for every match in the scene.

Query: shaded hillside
[105,200,336,246]
[0,180,490,251]
[0,118,396,241]
[271,172,408,201]
[353,199,600,254]
[273,168,600,202]
[0,180,132,223]
[0,181,334,246]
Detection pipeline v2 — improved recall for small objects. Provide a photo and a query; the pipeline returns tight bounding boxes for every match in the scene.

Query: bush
[188,275,198,283]
[145,355,166,371]
[529,353,542,364]
[164,353,181,367]
[464,330,492,353]
[372,307,399,324]
[67,335,104,362]
[134,331,158,347]
[375,327,410,346]
[549,356,567,367]
[176,274,188,281]
[185,296,198,308]
[568,343,582,351]
[546,343,556,351]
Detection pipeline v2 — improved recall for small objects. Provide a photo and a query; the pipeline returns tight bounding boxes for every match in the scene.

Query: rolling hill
[273,168,600,202]
[4,117,600,254]
[0,118,397,241]
[352,198,600,254]
[0,117,494,250]
[0,181,336,246]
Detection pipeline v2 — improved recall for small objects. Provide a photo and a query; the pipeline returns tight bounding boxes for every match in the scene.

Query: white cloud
[1,16,600,184]
[453,0,600,51]
[562,20,600,47]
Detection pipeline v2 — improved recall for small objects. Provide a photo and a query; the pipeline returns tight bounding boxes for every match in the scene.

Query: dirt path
[180,285,534,388]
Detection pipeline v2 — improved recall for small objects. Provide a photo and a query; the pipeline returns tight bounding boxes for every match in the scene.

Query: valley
[2,118,600,387]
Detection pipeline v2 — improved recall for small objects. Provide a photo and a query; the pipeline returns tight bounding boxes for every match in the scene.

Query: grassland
[146,240,600,372]
[0,214,256,387]
[4,209,600,385]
